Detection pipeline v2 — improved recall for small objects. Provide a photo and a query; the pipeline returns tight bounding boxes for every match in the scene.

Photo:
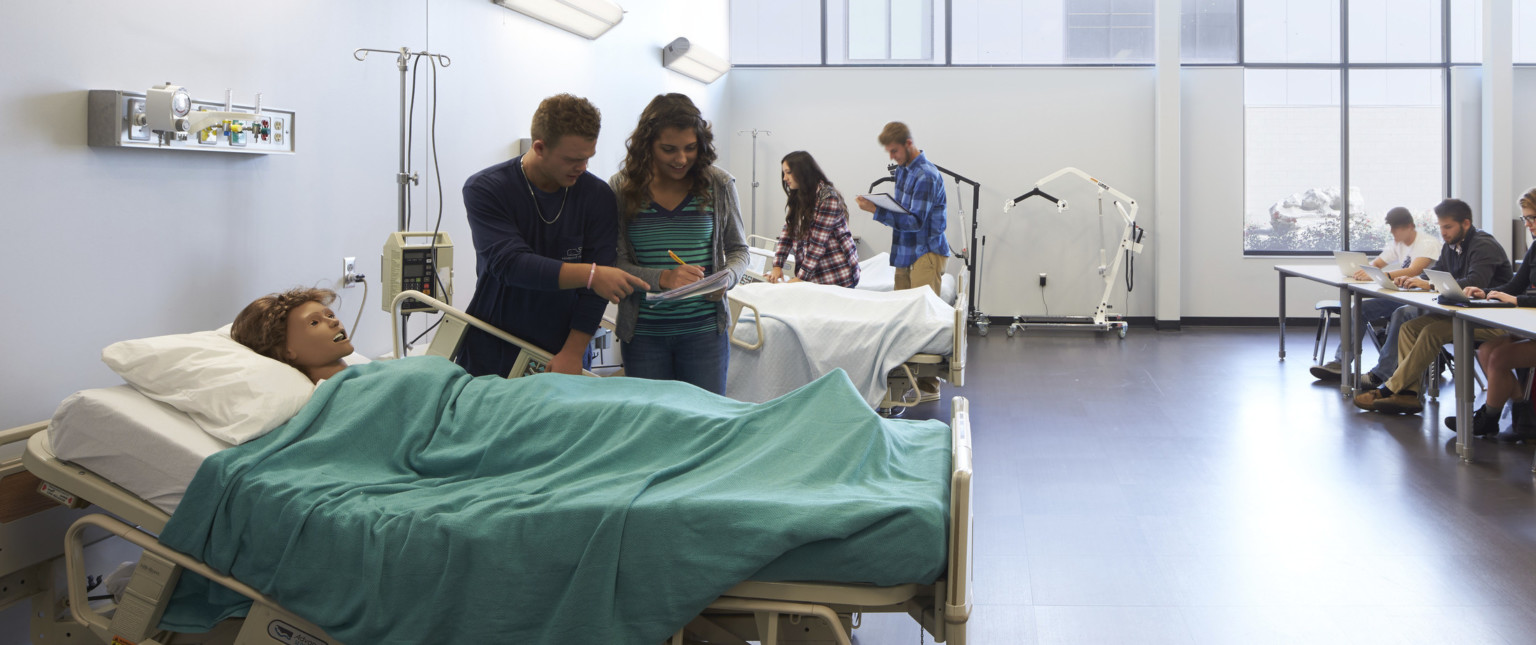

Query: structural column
[1484,0,1513,248]
[1153,0,1182,328]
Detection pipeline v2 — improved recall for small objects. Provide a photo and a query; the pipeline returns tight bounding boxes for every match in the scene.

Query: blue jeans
[1367,304,1425,382]
[623,330,730,394]
[1332,297,1404,363]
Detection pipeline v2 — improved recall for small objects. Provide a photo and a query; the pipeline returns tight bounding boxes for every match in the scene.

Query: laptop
[1360,265,1428,292]
[1333,251,1370,279]
[1425,269,1517,308]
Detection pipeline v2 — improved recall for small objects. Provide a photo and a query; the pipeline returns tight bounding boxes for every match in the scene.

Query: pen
[668,250,686,265]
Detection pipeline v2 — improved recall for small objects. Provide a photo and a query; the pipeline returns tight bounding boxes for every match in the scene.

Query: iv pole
[353,47,453,232]
[354,46,453,354]
[737,129,771,235]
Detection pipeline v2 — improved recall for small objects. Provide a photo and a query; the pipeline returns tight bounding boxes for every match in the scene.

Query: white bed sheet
[44,353,375,515]
[48,385,229,515]
[726,282,953,406]
[856,252,958,305]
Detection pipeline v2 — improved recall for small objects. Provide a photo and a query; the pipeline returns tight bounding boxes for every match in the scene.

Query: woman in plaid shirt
[768,151,860,287]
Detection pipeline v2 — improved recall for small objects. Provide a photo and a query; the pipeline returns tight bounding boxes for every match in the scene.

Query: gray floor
[853,326,1536,644]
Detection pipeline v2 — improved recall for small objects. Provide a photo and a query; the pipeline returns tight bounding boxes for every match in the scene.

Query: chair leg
[1314,311,1330,364]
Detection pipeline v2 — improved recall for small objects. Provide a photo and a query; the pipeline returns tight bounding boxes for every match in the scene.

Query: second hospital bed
[6,291,973,645]
[729,251,970,412]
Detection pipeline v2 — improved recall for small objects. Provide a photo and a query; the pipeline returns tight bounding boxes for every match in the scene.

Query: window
[1243,1,1454,254]
[737,0,1239,66]
[1244,70,1343,252]
[1182,0,1240,63]
[730,0,822,65]
[827,0,945,64]
[1065,0,1154,63]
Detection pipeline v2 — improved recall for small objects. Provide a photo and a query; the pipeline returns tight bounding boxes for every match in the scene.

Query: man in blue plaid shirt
[855,122,950,296]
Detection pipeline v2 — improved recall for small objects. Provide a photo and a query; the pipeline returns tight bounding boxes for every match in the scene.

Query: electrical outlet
[342,257,358,287]
[1038,273,1047,288]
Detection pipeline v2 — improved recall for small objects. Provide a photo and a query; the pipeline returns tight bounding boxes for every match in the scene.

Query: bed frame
[2,292,973,645]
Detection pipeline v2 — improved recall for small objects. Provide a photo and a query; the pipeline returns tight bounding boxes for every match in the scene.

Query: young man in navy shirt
[458,94,647,376]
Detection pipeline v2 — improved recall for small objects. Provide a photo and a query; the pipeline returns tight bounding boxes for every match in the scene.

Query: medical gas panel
[383,232,453,313]
[88,88,296,154]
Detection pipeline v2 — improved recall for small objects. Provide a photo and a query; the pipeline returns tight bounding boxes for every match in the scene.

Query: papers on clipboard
[646,270,732,301]
[858,192,910,214]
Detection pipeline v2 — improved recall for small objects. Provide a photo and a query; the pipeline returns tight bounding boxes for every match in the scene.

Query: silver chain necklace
[519,157,569,225]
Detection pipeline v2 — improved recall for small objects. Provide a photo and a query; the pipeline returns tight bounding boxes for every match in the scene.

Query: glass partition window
[1244,0,1341,64]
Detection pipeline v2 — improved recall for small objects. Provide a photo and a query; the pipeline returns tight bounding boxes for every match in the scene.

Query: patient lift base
[1007,315,1129,339]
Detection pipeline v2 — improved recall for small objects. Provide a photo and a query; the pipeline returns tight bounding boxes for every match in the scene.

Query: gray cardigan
[609,165,751,342]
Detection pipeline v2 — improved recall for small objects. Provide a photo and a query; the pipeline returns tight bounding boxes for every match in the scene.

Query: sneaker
[1359,372,1383,388]
[1310,361,1343,381]
[1444,407,1500,438]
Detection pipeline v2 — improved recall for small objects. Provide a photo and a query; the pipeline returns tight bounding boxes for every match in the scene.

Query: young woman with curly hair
[608,93,749,394]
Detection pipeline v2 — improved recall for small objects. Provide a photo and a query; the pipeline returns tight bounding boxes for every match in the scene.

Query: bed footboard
[695,396,974,645]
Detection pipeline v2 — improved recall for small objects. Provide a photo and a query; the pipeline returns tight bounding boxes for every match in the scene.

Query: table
[1450,306,1536,463]
[1275,265,1371,396]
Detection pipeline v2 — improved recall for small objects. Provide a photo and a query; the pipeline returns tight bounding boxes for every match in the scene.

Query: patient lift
[1001,167,1146,338]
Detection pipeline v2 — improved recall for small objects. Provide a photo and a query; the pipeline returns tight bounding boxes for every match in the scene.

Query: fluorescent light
[493,0,623,40]
[662,37,728,84]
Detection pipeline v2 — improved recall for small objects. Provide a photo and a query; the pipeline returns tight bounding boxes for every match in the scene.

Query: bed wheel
[1117,325,1127,339]
[1005,326,1016,338]
[976,324,988,337]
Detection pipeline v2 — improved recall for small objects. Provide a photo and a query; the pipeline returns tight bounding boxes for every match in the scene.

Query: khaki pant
[894,252,947,296]
[1385,314,1503,393]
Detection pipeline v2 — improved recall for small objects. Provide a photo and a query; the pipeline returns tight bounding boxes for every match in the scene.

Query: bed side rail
[944,396,974,641]
[390,290,560,378]
[62,513,339,645]
[950,267,969,387]
[726,296,764,351]
[747,234,776,251]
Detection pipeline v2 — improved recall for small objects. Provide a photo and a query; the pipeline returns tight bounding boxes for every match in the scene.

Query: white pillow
[101,329,316,445]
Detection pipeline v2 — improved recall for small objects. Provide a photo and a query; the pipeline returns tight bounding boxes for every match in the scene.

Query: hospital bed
[728,264,969,413]
[5,290,973,645]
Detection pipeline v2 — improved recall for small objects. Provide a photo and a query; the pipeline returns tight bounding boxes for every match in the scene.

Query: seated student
[1444,189,1536,440]
[1312,207,1440,381]
[1354,198,1514,415]
[768,151,860,287]
[232,287,353,383]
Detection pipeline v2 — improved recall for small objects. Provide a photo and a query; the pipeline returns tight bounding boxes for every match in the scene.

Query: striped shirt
[632,195,717,336]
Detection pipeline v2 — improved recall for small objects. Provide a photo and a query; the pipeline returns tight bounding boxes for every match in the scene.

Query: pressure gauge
[170,87,190,117]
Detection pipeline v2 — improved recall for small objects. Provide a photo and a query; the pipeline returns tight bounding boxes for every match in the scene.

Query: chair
[1313,300,1341,364]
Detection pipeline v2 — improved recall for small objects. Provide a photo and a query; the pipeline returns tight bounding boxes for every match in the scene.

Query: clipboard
[858,192,910,215]
[645,270,732,301]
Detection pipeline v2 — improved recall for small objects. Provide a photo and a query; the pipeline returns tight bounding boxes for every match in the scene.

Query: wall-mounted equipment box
[87,89,296,155]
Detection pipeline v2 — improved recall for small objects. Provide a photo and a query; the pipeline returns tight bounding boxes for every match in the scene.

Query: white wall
[724,66,1157,323]
[0,0,728,428]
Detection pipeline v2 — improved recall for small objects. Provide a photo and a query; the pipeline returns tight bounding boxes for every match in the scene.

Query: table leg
[1338,285,1353,398]
[1349,291,1363,394]
[1278,274,1287,360]
[1454,316,1474,462]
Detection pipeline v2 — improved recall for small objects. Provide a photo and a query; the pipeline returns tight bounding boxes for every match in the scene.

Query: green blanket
[158,356,950,644]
